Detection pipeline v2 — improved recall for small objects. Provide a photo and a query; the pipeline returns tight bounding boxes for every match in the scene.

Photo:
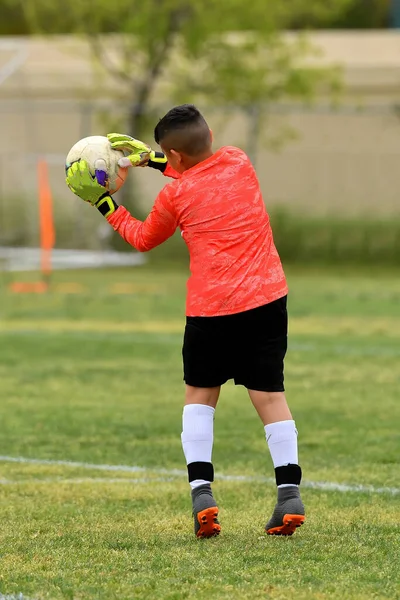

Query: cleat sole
[266,514,305,536]
[196,507,221,538]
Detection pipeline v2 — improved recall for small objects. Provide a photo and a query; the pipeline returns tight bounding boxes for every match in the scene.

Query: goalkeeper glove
[65,159,118,218]
[107,133,168,172]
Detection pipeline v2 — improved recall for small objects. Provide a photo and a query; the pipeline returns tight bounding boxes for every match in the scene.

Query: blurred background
[0,0,399,269]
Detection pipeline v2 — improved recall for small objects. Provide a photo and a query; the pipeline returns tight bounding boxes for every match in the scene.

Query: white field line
[0,44,29,87]
[0,455,398,495]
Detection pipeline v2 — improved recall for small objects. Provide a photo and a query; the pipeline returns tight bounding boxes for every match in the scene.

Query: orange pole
[38,159,55,283]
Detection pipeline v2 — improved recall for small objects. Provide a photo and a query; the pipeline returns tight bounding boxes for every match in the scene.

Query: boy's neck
[184,149,214,171]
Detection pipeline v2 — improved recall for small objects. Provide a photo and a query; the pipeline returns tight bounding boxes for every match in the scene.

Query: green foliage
[271,210,400,266]
[311,0,391,29]
[0,2,27,34]
[1,0,393,36]
[1,0,76,34]
[171,32,342,110]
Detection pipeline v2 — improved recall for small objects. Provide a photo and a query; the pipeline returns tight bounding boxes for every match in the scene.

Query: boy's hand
[107,133,151,167]
[66,159,118,218]
[107,133,167,171]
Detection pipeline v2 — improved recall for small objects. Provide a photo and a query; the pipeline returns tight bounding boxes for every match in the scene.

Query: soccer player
[66,104,306,538]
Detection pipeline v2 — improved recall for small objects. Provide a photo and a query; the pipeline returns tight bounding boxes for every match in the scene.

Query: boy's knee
[185,385,220,407]
[249,390,286,404]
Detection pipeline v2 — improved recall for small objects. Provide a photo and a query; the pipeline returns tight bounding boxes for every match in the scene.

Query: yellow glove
[107,133,168,172]
[66,160,118,218]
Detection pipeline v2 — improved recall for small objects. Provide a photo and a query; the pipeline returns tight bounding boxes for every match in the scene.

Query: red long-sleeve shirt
[108,146,288,317]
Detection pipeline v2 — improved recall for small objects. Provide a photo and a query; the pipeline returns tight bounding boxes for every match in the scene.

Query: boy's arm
[108,133,182,179]
[148,154,181,180]
[106,188,178,252]
[65,160,177,252]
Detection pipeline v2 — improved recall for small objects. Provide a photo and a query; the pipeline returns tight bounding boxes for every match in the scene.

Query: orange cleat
[195,506,221,538]
[266,513,305,536]
[191,484,221,538]
[265,486,305,536]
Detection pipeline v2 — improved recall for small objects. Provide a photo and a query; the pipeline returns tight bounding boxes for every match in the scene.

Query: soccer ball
[65,136,128,194]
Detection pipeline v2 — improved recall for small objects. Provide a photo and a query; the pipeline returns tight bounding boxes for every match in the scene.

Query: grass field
[0,264,399,600]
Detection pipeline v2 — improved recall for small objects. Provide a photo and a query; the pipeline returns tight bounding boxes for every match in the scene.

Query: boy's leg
[248,389,305,535]
[249,390,292,424]
[182,385,221,538]
[185,385,220,408]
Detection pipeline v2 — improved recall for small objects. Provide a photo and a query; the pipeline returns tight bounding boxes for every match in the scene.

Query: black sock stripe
[275,464,302,486]
[187,462,214,483]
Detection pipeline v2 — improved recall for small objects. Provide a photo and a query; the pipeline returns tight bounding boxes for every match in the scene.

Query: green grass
[0,265,399,600]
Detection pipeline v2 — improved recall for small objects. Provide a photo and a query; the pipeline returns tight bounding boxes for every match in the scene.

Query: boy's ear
[209,129,213,143]
[170,148,182,163]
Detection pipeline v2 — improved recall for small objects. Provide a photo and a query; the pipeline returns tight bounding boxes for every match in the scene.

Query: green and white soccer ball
[65,135,128,194]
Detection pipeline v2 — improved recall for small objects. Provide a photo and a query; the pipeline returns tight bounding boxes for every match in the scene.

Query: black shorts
[182,296,288,392]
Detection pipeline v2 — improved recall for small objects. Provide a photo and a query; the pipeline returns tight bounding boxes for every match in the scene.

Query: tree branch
[132,6,191,120]
[90,34,135,84]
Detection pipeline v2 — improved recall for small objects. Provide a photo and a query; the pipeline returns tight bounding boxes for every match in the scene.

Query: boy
[66,104,305,538]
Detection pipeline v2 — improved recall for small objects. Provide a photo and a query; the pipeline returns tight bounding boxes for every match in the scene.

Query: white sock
[181,404,215,490]
[265,420,299,488]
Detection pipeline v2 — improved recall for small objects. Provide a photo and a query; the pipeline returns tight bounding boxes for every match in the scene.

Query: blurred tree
[1,0,392,35]
[289,0,390,29]
[5,0,352,223]
[0,0,398,35]
[315,0,391,29]
[0,2,27,34]
[8,0,351,139]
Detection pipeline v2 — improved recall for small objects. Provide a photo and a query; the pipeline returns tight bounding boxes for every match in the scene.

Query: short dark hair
[154,104,211,156]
